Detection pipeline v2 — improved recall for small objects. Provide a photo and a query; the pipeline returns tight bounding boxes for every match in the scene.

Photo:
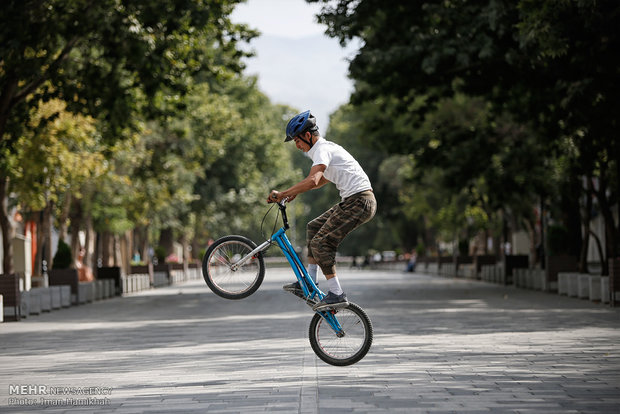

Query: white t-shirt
[306,137,372,200]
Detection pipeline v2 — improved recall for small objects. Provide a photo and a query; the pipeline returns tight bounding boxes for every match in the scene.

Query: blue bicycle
[202,199,373,366]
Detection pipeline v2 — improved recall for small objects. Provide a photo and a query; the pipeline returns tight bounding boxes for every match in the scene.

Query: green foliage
[310,0,619,257]
[11,98,104,212]
[0,0,258,271]
[0,0,255,145]
[4,0,615,270]
[78,74,296,248]
[154,246,166,263]
[189,79,296,245]
[52,239,72,269]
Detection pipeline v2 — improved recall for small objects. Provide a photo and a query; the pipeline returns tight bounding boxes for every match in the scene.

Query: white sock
[327,277,343,295]
[308,263,318,284]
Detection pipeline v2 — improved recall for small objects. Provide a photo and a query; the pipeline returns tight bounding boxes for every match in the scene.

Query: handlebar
[267,193,289,229]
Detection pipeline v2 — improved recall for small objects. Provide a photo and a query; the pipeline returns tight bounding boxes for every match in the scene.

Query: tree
[311,0,619,263]
[190,78,295,248]
[0,0,254,273]
[11,98,103,274]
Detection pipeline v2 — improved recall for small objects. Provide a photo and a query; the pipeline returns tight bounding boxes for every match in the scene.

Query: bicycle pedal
[313,301,349,312]
[305,298,318,306]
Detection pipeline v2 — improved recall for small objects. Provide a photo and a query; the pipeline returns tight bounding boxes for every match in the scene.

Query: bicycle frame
[234,201,344,335]
[270,226,322,302]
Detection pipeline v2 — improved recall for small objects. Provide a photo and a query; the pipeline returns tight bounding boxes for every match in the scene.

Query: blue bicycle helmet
[285,110,318,143]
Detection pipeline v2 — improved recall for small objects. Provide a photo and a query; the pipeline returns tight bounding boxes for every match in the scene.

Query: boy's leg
[326,274,343,295]
[306,205,339,265]
[312,193,376,310]
[307,262,318,283]
[283,208,335,295]
[310,194,377,280]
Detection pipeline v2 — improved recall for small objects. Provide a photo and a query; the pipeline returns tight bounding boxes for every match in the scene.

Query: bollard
[567,273,579,297]
[589,276,602,302]
[28,289,41,315]
[601,276,610,304]
[50,286,61,309]
[60,285,71,307]
[32,287,51,312]
[578,274,590,299]
[558,273,568,295]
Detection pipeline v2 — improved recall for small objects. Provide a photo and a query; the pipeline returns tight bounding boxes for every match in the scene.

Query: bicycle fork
[229,240,271,271]
[318,309,346,338]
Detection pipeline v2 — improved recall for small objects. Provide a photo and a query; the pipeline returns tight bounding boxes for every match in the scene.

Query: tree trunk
[113,234,122,267]
[180,233,189,263]
[34,210,45,277]
[68,196,82,265]
[522,216,536,268]
[126,230,133,270]
[592,172,617,275]
[158,227,174,256]
[42,201,54,270]
[539,196,546,269]
[101,231,113,267]
[57,192,72,242]
[616,142,620,258]
[191,238,201,263]
[501,211,509,259]
[84,213,95,269]
[133,225,149,263]
[589,229,606,275]
[0,174,15,275]
[119,231,131,274]
[579,177,593,273]
[563,175,583,258]
[484,228,490,255]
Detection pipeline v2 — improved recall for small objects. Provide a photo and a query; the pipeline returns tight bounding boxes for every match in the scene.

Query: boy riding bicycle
[268,110,377,310]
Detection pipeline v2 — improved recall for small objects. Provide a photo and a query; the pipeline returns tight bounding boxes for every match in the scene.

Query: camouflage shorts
[307,190,377,275]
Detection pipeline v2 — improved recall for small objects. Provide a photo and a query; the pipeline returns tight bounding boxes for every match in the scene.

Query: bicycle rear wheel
[309,303,373,366]
[202,235,265,299]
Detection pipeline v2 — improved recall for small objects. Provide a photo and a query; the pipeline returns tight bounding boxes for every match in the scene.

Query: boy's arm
[268,164,328,202]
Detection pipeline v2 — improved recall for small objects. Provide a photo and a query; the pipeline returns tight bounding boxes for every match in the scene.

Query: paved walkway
[1,269,619,413]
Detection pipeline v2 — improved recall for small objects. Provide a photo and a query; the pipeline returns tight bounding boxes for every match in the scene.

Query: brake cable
[260,202,280,245]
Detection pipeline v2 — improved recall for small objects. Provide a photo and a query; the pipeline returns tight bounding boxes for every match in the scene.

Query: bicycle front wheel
[202,235,265,300]
[309,302,373,366]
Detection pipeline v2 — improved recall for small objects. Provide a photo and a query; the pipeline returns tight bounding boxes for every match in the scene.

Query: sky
[231,0,359,131]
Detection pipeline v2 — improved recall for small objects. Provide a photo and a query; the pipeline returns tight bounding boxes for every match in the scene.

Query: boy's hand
[267,190,281,203]
[267,190,296,203]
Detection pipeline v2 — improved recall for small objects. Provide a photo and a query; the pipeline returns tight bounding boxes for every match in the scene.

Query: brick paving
[1,268,619,413]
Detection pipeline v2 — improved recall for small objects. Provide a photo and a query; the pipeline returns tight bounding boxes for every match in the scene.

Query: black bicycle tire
[201,235,265,300]
[308,302,373,366]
